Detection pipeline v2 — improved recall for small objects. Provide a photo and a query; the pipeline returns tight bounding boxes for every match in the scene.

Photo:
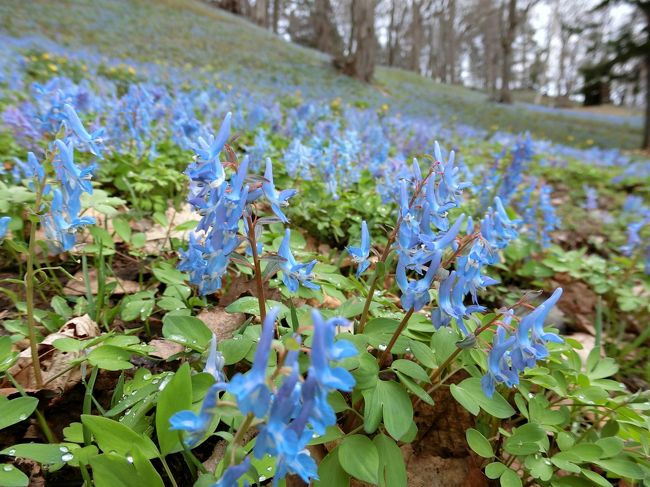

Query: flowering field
[0,0,649,486]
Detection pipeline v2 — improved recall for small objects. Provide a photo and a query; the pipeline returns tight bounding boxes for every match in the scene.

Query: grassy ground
[0,0,644,151]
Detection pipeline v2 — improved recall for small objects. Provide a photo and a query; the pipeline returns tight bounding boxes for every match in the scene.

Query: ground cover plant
[0,0,650,486]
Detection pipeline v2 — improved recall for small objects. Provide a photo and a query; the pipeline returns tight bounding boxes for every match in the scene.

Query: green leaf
[408,340,436,368]
[597,458,644,479]
[315,446,349,487]
[112,217,132,242]
[450,383,480,415]
[376,381,413,440]
[162,315,212,351]
[485,462,507,479]
[0,464,29,487]
[156,297,186,311]
[219,336,254,365]
[391,359,430,382]
[0,397,38,430]
[504,423,547,456]
[431,327,459,363]
[581,469,612,487]
[524,454,553,481]
[456,378,515,418]
[374,434,407,487]
[1,443,73,464]
[500,468,522,487]
[156,363,192,455]
[87,345,134,371]
[466,428,493,458]
[395,371,434,406]
[90,452,164,487]
[594,437,623,458]
[588,358,619,380]
[309,425,345,446]
[152,264,187,285]
[81,415,159,459]
[338,435,379,484]
[51,296,72,320]
[225,296,288,317]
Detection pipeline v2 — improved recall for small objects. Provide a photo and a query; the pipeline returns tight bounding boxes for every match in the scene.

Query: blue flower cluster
[517,178,560,248]
[620,196,650,274]
[432,197,519,334]
[170,308,357,486]
[482,288,563,397]
[11,101,103,252]
[178,114,302,295]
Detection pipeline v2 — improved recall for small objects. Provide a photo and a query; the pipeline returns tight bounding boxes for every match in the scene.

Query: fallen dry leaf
[148,339,185,360]
[64,269,142,296]
[3,315,100,394]
[197,307,246,341]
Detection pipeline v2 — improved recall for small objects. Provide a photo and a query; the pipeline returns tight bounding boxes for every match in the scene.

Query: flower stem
[230,413,254,465]
[378,308,414,368]
[246,214,266,325]
[25,182,46,389]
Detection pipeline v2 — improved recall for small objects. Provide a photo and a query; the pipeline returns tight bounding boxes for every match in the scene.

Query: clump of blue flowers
[169,308,357,485]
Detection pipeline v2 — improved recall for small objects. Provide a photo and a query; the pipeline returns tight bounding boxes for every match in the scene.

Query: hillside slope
[0,0,644,150]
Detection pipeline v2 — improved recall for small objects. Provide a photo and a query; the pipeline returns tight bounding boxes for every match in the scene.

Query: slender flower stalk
[246,214,266,324]
[378,307,414,368]
[25,181,47,388]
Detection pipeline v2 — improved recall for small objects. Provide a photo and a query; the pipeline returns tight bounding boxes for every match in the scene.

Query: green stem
[179,432,208,475]
[25,182,46,388]
[83,366,99,446]
[79,464,92,486]
[230,413,254,466]
[378,308,414,368]
[82,253,95,321]
[160,455,179,487]
[246,215,267,325]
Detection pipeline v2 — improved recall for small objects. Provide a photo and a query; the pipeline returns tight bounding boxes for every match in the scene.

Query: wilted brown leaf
[3,315,100,394]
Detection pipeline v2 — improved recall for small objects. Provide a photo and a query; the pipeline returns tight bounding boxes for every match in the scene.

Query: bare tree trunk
[498,0,517,103]
[252,0,268,27]
[313,0,341,56]
[336,0,377,82]
[642,5,650,150]
[446,0,457,83]
[409,1,424,73]
[388,1,396,66]
[272,0,280,33]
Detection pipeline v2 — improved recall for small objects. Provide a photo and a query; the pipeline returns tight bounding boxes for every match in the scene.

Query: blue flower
[0,216,10,239]
[481,325,518,398]
[262,158,297,223]
[396,252,440,312]
[63,103,104,157]
[204,334,226,382]
[308,311,357,391]
[226,307,278,418]
[53,140,95,195]
[170,382,225,447]
[278,229,319,293]
[212,457,251,487]
[346,220,371,278]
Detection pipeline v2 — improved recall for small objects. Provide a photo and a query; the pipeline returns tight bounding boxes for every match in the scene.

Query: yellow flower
[42,53,50,60]
[490,124,499,131]
[567,135,575,142]
[586,139,594,145]
[48,63,58,72]
[127,66,136,75]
